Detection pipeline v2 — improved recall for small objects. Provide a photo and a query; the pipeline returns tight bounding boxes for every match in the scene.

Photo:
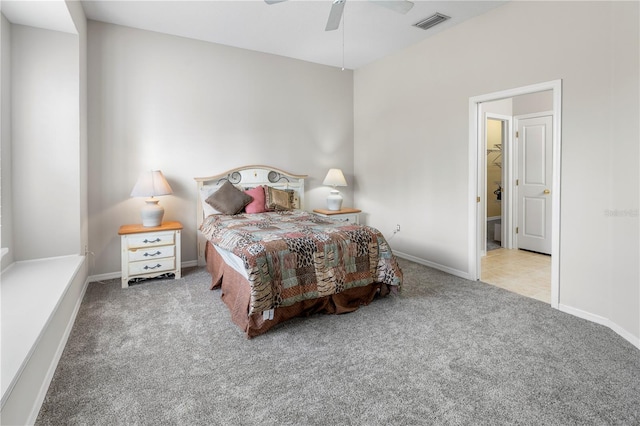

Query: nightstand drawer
[128,245,175,262]
[331,213,359,223]
[312,209,361,224]
[126,231,175,249]
[129,257,176,276]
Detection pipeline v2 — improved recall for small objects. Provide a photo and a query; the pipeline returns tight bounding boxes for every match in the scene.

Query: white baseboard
[88,260,200,284]
[558,303,609,326]
[88,271,121,282]
[559,304,640,350]
[182,260,198,268]
[393,251,473,280]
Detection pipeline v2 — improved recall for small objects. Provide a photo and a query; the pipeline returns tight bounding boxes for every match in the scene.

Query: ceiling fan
[264,0,414,31]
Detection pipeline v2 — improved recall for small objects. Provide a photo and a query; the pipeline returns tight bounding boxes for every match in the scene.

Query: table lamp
[130,170,173,227]
[322,168,347,211]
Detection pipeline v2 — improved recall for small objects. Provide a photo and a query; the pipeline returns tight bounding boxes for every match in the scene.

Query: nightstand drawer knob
[143,238,161,244]
[144,264,162,270]
[144,251,162,257]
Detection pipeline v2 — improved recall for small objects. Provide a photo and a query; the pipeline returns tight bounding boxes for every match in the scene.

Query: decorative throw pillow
[244,186,267,214]
[206,180,253,215]
[200,186,222,217]
[264,186,295,211]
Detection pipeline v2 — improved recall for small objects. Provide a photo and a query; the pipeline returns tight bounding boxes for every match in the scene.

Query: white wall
[10,24,81,260]
[354,2,639,343]
[88,21,354,276]
[607,1,640,343]
[1,13,13,270]
[512,90,552,116]
[484,98,511,117]
[67,0,89,257]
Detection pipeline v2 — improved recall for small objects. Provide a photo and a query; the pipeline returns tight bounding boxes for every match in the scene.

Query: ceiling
[1,0,77,34]
[2,0,506,70]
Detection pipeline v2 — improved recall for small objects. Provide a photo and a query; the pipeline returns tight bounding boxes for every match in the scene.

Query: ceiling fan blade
[368,0,414,14]
[325,0,346,31]
[264,0,287,4]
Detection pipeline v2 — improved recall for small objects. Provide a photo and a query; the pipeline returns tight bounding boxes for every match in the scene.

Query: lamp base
[140,198,164,227]
[326,190,343,211]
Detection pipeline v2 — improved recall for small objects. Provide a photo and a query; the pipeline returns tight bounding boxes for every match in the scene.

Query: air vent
[413,13,450,30]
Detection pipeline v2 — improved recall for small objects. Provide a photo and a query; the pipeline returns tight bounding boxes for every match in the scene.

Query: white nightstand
[118,221,182,288]
[312,208,361,224]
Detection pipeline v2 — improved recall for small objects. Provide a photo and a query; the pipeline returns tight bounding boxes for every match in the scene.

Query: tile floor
[481,248,551,303]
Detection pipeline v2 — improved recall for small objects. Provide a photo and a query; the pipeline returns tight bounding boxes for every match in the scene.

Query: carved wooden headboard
[194,165,307,266]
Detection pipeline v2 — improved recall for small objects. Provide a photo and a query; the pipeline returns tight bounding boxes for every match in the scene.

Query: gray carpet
[36,259,639,425]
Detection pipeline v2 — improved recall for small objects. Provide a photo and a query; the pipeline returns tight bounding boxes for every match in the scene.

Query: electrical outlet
[396,224,401,232]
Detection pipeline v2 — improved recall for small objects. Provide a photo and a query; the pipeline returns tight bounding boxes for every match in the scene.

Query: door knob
[543,189,550,194]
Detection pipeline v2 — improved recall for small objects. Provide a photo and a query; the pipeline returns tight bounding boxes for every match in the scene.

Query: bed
[195,165,403,338]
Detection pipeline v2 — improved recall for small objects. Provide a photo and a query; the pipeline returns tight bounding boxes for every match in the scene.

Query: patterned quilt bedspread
[200,210,403,315]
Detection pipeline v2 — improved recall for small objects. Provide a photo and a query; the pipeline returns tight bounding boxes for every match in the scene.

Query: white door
[516,115,552,254]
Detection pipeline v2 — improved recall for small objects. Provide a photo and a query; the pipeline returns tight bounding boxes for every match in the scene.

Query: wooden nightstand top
[118,221,183,235]
[313,208,361,215]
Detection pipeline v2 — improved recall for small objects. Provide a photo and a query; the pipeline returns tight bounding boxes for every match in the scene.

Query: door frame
[468,80,562,308]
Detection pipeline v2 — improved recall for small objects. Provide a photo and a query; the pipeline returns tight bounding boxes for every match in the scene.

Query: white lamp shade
[322,168,347,187]
[130,170,173,197]
[131,170,173,227]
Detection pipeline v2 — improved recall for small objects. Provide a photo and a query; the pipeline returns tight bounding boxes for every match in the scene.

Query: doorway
[484,115,509,254]
[469,80,562,308]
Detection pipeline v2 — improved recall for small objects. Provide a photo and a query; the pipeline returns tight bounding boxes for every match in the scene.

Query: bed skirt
[205,242,391,338]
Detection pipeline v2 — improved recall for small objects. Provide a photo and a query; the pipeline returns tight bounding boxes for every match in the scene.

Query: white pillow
[200,186,222,217]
